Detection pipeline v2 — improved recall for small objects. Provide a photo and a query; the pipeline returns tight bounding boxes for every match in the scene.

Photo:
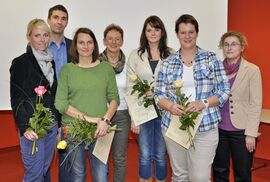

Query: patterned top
[154,47,230,132]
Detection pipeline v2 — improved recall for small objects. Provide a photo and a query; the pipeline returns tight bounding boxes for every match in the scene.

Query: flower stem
[60,138,88,166]
[32,139,36,155]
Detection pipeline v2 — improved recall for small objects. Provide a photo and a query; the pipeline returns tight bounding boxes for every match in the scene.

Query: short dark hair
[138,15,171,59]
[48,4,68,20]
[103,24,124,39]
[69,28,99,63]
[175,14,199,33]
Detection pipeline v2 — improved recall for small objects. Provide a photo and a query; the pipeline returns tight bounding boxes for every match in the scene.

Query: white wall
[0,0,227,110]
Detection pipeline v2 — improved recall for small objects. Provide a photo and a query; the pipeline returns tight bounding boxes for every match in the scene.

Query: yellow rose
[129,73,138,82]
[57,140,67,150]
[173,80,184,89]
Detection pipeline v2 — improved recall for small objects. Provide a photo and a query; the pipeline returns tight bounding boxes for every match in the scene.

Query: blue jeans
[20,125,57,182]
[137,116,167,180]
[63,140,108,182]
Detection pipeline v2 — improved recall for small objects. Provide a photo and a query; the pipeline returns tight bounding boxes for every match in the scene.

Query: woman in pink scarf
[213,31,262,182]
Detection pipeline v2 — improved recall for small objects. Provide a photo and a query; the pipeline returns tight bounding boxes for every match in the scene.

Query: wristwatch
[201,99,209,109]
[101,117,111,125]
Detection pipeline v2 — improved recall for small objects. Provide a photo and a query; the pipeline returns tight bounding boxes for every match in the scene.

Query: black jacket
[10,49,60,136]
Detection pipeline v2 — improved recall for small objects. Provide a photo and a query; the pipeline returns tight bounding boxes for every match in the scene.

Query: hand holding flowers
[56,117,120,166]
[172,80,199,149]
[27,86,54,155]
[129,73,154,108]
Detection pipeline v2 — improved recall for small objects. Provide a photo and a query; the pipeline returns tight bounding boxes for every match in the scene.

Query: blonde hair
[26,18,50,37]
[219,31,248,50]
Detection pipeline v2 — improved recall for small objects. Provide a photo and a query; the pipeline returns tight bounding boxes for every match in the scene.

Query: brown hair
[175,14,199,33]
[103,24,124,39]
[138,15,171,59]
[69,28,99,63]
[48,4,68,20]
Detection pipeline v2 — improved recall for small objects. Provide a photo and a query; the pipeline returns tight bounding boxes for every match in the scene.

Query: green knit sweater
[55,62,119,124]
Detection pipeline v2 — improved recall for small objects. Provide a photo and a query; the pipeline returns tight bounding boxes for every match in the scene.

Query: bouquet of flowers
[27,86,54,155]
[57,117,119,166]
[129,73,154,108]
[173,80,199,149]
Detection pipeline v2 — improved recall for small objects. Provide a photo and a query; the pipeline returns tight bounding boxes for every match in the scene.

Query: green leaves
[28,102,54,138]
[27,95,54,155]
[175,86,200,149]
[65,118,97,147]
[179,111,199,130]
[131,79,154,108]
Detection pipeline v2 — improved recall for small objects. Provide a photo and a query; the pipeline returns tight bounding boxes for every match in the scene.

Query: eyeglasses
[223,43,241,49]
[106,37,122,43]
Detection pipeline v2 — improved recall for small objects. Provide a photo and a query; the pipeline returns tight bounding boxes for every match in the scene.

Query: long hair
[138,15,171,60]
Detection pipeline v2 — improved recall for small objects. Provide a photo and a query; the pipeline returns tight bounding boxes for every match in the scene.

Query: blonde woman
[10,19,59,181]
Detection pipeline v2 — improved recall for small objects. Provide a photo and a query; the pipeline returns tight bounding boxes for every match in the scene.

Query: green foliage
[60,118,120,167]
[27,96,54,154]
[65,118,97,147]
[175,88,199,149]
[28,103,54,138]
[131,79,154,108]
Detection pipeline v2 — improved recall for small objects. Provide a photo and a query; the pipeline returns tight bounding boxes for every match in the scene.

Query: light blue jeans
[63,140,108,182]
[137,116,167,180]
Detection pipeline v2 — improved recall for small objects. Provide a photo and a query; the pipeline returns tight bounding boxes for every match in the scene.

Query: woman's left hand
[95,120,109,138]
[185,101,205,112]
[246,135,256,153]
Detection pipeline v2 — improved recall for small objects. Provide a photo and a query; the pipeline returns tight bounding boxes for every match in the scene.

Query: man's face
[47,10,68,35]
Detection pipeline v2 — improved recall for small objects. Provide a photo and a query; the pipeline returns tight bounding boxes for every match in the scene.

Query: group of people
[10,4,262,182]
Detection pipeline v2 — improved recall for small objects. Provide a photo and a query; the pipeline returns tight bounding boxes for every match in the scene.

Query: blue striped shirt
[154,47,230,132]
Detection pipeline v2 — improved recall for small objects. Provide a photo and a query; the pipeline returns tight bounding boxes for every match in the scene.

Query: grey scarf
[32,47,54,87]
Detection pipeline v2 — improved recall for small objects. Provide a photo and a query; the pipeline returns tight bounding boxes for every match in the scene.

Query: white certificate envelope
[125,90,158,126]
[92,129,115,164]
[165,114,202,149]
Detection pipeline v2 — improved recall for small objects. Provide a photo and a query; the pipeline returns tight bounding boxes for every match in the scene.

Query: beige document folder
[125,90,158,126]
[165,114,202,149]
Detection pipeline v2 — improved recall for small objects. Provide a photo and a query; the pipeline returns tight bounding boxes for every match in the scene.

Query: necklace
[182,60,193,65]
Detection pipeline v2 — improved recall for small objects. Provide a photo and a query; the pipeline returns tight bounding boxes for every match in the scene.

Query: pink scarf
[223,57,241,75]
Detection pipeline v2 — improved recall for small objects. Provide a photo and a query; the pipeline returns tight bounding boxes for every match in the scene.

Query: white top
[182,64,196,102]
[116,64,128,110]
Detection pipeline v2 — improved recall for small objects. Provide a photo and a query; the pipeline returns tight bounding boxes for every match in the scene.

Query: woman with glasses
[99,24,131,182]
[213,31,262,182]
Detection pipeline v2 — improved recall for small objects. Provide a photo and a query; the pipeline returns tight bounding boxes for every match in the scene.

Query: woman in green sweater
[55,27,119,182]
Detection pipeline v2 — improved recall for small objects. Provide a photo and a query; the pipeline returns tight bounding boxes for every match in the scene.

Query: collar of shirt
[48,37,66,48]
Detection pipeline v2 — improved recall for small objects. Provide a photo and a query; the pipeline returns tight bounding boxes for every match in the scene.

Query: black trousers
[213,128,253,182]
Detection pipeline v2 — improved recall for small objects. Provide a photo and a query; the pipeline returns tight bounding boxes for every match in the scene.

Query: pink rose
[34,86,47,96]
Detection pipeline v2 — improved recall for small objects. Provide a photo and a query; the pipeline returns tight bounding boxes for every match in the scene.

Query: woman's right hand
[95,119,109,138]
[169,103,185,116]
[131,120,140,134]
[23,130,38,141]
